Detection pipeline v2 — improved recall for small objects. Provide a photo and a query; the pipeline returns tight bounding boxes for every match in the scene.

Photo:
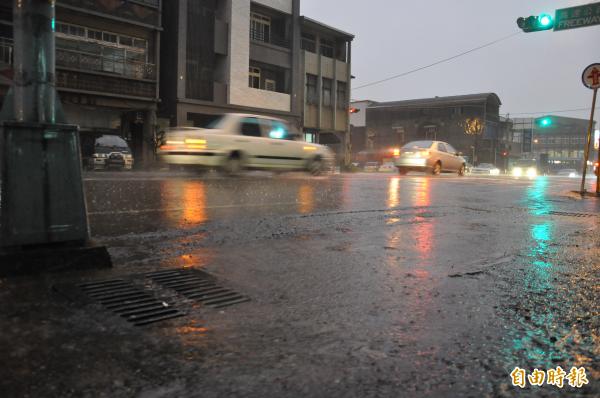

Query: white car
[157,113,335,175]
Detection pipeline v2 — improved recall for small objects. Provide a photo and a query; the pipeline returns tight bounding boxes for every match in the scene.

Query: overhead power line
[353,31,522,91]
[506,106,599,116]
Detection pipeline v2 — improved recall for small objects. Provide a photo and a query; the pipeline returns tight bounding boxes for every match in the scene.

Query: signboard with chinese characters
[554,2,600,31]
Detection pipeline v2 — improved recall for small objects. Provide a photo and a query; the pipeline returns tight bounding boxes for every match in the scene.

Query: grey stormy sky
[300,0,599,120]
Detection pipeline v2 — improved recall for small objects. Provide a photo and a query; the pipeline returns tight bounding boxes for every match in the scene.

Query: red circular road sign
[582,63,600,90]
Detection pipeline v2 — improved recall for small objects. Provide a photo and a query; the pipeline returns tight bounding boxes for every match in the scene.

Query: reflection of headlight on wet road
[512,167,523,177]
[569,172,577,178]
[490,168,500,176]
[526,168,537,178]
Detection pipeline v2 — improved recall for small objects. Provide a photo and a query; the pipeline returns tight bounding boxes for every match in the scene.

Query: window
[266,120,290,140]
[322,78,332,107]
[306,74,318,105]
[88,29,103,41]
[320,38,334,58]
[304,132,316,143]
[249,67,261,89]
[250,12,271,43]
[446,143,457,154]
[119,36,134,47]
[240,118,262,137]
[103,32,117,43]
[133,39,147,49]
[265,79,276,92]
[437,143,448,153]
[301,33,316,53]
[336,81,347,109]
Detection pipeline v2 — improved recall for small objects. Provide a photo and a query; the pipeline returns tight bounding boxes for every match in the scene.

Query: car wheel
[223,153,242,176]
[307,156,323,176]
[432,162,442,175]
[458,164,466,176]
[398,168,408,175]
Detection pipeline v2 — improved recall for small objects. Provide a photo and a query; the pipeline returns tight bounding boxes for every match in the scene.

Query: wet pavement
[1,171,599,397]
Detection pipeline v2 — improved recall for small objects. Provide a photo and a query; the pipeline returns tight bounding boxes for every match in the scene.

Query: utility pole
[0,0,110,275]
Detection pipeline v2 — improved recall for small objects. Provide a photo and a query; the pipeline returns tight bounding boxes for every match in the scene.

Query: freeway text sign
[554,2,600,31]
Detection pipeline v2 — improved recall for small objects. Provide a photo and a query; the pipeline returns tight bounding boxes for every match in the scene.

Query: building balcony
[250,31,291,49]
[57,70,156,99]
[56,47,156,81]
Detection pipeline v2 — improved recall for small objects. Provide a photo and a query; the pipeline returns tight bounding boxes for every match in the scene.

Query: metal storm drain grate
[548,211,598,218]
[79,279,185,326]
[147,269,250,309]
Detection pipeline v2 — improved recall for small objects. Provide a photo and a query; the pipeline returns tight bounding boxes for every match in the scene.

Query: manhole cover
[147,269,250,308]
[548,211,597,218]
[78,279,185,326]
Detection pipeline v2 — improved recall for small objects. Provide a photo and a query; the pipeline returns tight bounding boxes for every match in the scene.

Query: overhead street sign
[582,63,600,90]
[554,2,600,31]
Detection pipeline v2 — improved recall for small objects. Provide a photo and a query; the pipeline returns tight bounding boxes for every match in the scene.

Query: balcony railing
[0,37,13,66]
[57,70,156,98]
[56,48,156,80]
[250,30,291,49]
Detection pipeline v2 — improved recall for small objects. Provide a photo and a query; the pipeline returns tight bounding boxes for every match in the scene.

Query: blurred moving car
[471,163,500,176]
[509,159,537,178]
[80,133,133,171]
[363,162,380,172]
[556,169,579,178]
[394,140,466,175]
[158,113,334,175]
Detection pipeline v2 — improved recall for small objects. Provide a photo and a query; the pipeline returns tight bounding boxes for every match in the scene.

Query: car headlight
[512,167,523,177]
[526,168,537,178]
[92,153,108,158]
[490,168,500,176]
[568,172,577,178]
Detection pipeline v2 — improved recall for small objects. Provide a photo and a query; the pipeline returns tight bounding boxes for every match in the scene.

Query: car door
[443,143,461,170]
[260,118,304,169]
[237,117,269,168]
[436,143,452,171]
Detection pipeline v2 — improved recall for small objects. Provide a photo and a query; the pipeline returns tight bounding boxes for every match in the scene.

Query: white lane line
[88,201,308,216]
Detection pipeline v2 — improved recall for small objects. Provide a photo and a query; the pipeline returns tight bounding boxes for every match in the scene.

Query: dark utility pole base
[0,243,112,277]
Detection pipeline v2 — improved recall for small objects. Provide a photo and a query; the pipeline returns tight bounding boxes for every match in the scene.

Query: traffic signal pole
[580,89,597,195]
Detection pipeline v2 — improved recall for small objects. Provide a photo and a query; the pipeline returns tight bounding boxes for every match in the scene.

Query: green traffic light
[539,14,553,27]
[537,117,553,127]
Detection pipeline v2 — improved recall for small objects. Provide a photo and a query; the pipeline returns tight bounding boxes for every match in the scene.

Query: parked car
[379,162,396,172]
[394,140,466,175]
[556,169,578,178]
[80,133,134,171]
[157,113,334,175]
[363,162,380,172]
[471,163,501,175]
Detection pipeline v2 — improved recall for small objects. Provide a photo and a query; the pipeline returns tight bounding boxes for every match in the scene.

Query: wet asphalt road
[1,171,599,397]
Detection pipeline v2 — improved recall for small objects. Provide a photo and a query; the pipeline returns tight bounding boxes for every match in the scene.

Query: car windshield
[402,141,433,150]
[94,135,130,154]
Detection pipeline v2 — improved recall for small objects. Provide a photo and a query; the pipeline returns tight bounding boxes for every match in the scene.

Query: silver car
[394,140,466,176]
